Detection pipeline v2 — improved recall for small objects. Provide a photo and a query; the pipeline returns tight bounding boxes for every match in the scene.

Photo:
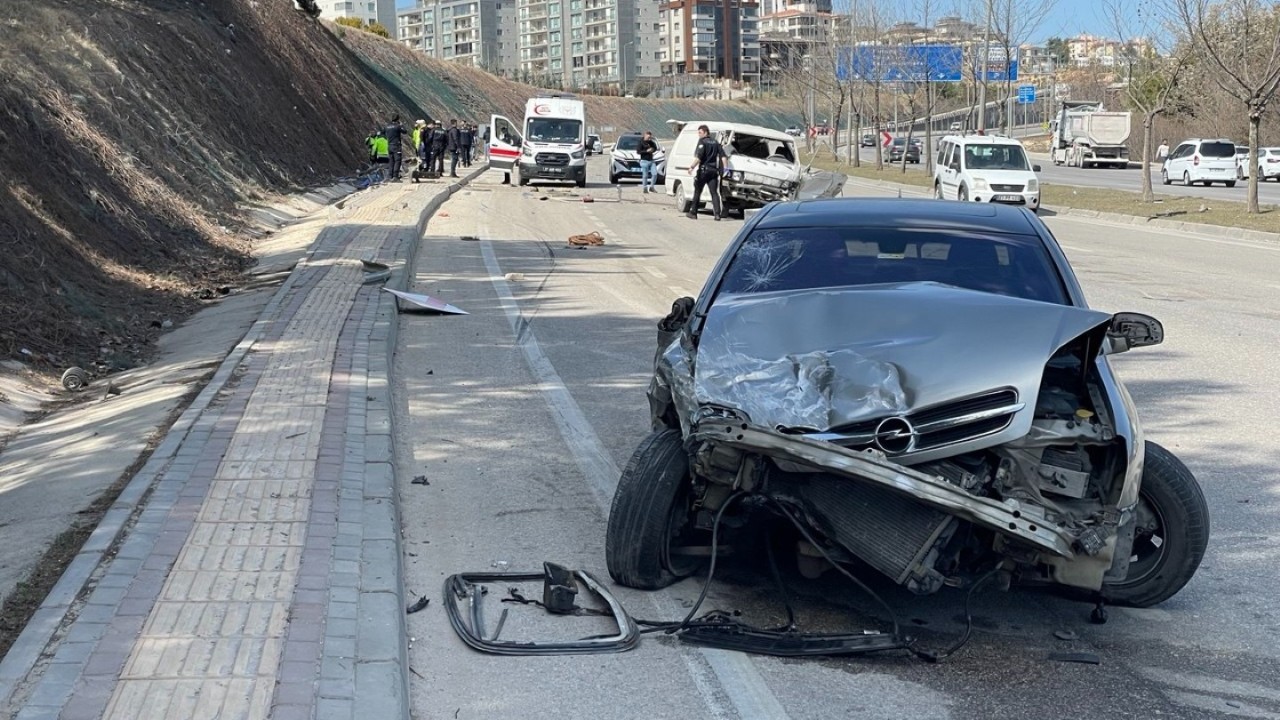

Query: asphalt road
[391,158,1280,719]
[841,138,1280,206]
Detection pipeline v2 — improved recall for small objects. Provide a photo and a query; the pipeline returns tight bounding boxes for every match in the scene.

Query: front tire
[1225,180,1236,188]
[958,185,969,202]
[934,183,944,200]
[1104,441,1209,608]
[1183,171,1191,186]
[1161,169,1171,185]
[606,430,702,590]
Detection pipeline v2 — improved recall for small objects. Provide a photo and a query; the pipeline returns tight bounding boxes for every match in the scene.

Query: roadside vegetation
[770,0,1280,215]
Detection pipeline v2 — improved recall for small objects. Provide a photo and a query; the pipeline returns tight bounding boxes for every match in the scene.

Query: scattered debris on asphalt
[411,475,430,486]
[504,273,524,281]
[460,235,479,242]
[1054,630,1079,641]
[407,595,430,614]
[566,231,605,248]
[443,563,638,655]
[384,288,468,315]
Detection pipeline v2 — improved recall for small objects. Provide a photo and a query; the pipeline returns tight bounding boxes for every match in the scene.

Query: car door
[938,142,959,196]
[1165,143,1191,180]
[488,114,521,172]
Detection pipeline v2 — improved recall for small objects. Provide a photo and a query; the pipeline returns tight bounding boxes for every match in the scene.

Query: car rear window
[1200,142,1235,157]
[716,227,1070,305]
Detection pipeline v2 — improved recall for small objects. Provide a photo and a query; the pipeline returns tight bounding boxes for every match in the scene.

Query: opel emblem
[874,417,917,454]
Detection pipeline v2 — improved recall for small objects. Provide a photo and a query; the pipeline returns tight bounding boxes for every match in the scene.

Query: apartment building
[513,0,642,90]
[658,0,761,82]
[758,0,830,14]
[397,0,518,74]
[314,0,396,29]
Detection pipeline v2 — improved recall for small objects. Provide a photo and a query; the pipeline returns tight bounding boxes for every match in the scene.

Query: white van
[932,135,1042,213]
[666,121,801,218]
[1161,138,1237,187]
[489,93,587,187]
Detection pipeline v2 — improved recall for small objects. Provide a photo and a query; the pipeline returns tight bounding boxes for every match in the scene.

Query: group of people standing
[365,114,481,181]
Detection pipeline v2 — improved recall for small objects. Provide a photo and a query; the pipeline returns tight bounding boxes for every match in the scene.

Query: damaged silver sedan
[607,198,1209,608]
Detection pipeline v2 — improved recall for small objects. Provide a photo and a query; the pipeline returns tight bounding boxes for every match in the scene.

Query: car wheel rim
[1119,490,1170,588]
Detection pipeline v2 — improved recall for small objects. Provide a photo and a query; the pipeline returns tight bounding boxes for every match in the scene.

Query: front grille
[816,387,1022,455]
[990,184,1024,192]
[535,152,569,166]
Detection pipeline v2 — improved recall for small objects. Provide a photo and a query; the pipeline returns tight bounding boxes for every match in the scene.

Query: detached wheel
[606,429,703,589]
[61,367,89,391]
[1104,441,1209,608]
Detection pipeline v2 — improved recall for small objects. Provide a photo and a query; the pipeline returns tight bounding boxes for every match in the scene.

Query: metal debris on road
[384,288,468,315]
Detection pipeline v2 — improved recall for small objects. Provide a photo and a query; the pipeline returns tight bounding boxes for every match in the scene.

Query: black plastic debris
[406,596,430,614]
[542,562,578,614]
[443,566,638,656]
[411,475,430,486]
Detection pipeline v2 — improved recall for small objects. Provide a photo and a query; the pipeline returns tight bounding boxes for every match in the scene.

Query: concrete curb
[377,165,488,719]
[841,176,1280,244]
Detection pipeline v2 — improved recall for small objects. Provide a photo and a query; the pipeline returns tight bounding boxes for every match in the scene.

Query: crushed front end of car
[645,284,1152,600]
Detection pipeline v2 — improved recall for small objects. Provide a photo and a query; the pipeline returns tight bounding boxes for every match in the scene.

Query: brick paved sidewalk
[0,176,473,719]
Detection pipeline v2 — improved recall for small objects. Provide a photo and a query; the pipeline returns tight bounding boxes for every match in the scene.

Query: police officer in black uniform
[687,125,726,220]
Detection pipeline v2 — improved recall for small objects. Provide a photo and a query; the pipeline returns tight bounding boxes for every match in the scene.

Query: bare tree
[1106,0,1192,202]
[989,0,1059,133]
[1174,0,1280,213]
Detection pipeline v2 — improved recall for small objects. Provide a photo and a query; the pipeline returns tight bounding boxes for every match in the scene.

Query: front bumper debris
[691,419,1077,558]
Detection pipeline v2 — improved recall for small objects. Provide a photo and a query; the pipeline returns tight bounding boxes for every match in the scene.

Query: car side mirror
[656,296,696,357]
[1106,312,1164,354]
[1032,164,1042,172]
[949,160,961,171]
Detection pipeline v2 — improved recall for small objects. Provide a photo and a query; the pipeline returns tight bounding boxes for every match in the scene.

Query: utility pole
[977,0,992,132]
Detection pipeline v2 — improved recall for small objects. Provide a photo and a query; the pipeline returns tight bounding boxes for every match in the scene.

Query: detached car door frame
[488,114,521,173]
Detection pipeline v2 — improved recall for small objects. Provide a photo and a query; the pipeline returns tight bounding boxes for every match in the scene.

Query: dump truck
[1050,101,1131,168]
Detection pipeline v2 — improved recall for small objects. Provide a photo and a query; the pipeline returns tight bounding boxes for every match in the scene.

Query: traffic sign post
[1017,84,1036,104]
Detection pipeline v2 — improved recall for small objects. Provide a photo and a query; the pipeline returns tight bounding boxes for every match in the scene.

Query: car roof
[754,198,1040,235]
[675,121,794,141]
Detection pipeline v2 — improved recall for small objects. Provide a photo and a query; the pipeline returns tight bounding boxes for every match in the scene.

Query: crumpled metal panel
[796,171,848,200]
[674,283,1112,438]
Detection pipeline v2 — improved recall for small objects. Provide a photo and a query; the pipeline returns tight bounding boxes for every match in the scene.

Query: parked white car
[932,134,1042,213]
[1161,138,1237,187]
[1237,146,1280,181]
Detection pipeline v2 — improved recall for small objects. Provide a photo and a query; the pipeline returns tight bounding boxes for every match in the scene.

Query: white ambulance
[488,93,587,187]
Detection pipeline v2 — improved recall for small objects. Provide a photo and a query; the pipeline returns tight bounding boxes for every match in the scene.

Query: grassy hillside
[0,0,799,374]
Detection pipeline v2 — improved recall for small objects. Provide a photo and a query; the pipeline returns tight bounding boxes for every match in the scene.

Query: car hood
[669,283,1111,439]
[967,169,1037,184]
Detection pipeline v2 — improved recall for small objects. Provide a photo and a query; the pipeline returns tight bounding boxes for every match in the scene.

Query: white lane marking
[479,239,617,510]
[646,266,668,279]
[669,286,692,298]
[478,229,790,720]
